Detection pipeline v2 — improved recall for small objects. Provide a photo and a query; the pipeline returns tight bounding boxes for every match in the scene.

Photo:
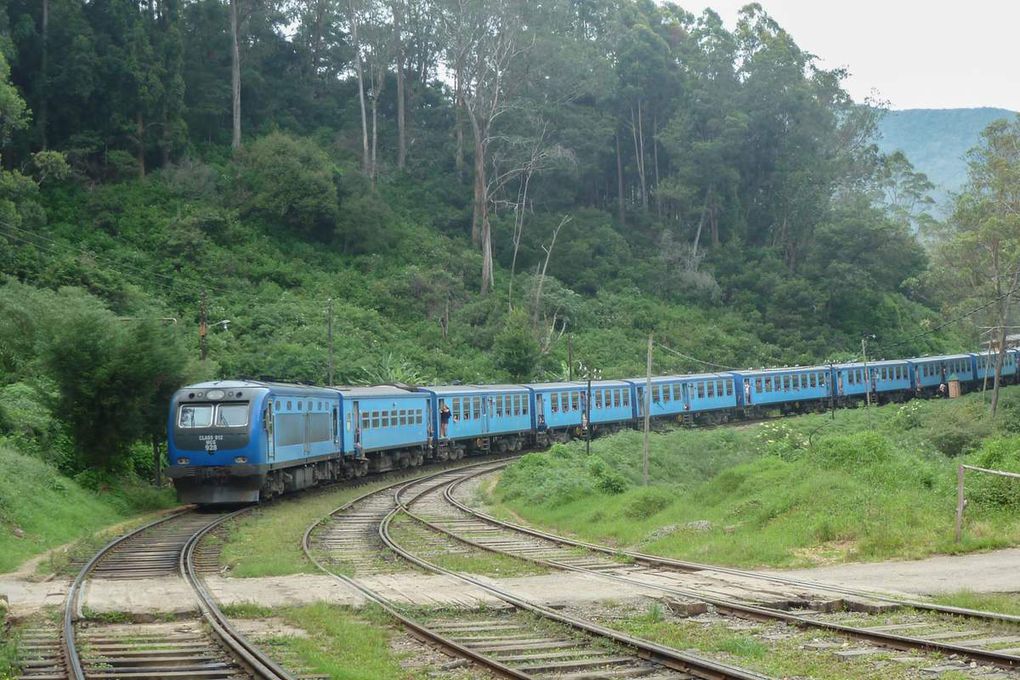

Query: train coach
[167,348,1020,505]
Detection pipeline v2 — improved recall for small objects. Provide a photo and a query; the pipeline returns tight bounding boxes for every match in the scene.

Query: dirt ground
[769,547,1020,596]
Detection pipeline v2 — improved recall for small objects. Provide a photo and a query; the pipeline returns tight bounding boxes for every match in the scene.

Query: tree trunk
[348,0,370,173]
[454,61,465,177]
[632,102,647,210]
[653,113,661,217]
[471,122,486,247]
[40,0,49,149]
[615,132,625,225]
[370,94,378,186]
[152,434,161,487]
[393,0,407,169]
[230,0,241,149]
[991,291,1014,416]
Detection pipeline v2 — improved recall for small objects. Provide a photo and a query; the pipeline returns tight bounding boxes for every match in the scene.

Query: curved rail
[301,458,537,679]
[63,508,192,679]
[64,507,294,680]
[382,471,772,680]
[425,465,1020,669]
[446,464,1020,625]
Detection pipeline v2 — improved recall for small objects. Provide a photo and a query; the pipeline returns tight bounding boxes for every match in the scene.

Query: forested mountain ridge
[0,0,979,475]
[877,107,1018,209]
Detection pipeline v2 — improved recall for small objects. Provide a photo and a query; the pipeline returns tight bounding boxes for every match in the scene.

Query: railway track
[400,463,1020,675]
[9,508,297,680]
[304,458,770,680]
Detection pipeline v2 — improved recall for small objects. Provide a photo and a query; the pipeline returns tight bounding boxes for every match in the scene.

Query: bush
[925,406,992,457]
[966,436,1020,511]
[587,455,629,495]
[234,132,339,240]
[622,486,674,519]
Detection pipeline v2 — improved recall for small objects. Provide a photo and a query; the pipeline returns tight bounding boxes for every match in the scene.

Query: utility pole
[829,362,835,420]
[586,374,592,455]
[327,298,335,385]
[568,336,574,381]
[199,290,208,363]
[862,335,872,407]
[643,334,652,486]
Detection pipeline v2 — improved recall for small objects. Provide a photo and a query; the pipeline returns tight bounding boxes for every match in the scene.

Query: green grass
[614,606,949,679]
[220,477,414,577]
[931,591,1020,617]
[241,603,424,680]
[488,387,1020,568]
[0,600,17,680]
[0,445,176,574]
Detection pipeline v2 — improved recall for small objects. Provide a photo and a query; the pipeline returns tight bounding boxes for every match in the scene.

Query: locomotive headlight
[234,456,248,464]
[177,457,190,465]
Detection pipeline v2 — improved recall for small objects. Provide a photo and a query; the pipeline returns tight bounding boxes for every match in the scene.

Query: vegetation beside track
[0,599,16,680]
[932,591,1020,617]
[488,388,1020,568]
[0,446,175,574]
[226,602,462,680]
[611,603,968,680]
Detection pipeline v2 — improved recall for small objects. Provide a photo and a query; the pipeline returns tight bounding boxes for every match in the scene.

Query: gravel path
[770,548,1020,595]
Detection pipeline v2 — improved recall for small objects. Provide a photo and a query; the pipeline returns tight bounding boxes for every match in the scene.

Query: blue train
[167,349,1018,504]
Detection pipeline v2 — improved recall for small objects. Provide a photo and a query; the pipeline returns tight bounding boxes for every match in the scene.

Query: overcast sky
[695,1,1019,111]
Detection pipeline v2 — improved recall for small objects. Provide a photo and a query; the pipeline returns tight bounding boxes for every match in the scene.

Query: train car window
[380,412,389,428]
[398,410,406,426]
[809,374,816,388]
[417,410,424,424]
[275,400,281,411]
[346,412,352,431]
[473,397,481,418]
[371,412,380,428]
[179,404,213,428]
[623,390,630,406]
[754,378,762,392]
[652,386,660,402]
[571,392,580,410]
[697,382,705,399]
[707,382,715,398]
[216,403,249,427]
[452,398,461,418]
[717,380,724,395]
[726,381,734,396]
[297,401,303,411]
[308,413,331,442]
[287,401,292,410]
[523,397,530,414]
[663,385,671,402]
[361,412,370,429]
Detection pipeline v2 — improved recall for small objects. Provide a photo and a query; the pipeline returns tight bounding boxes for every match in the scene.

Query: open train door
[352,401,362,455]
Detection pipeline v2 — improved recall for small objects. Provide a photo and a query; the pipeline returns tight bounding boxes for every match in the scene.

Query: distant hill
[876,107,1018,210]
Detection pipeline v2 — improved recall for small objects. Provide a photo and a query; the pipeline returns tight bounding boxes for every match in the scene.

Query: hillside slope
[877,107,1018,208]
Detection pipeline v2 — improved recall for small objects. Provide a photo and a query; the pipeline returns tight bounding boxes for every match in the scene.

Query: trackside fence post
[955,463,1020,543]
[955,464,965,543]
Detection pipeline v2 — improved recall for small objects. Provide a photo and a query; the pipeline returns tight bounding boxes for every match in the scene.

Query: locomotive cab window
[216,403,249,428]
[179,404,213,428]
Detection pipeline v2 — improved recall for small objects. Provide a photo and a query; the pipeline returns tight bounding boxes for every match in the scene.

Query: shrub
[622,486,675,519]
[587,455,629,495]
[965,436,1020,511]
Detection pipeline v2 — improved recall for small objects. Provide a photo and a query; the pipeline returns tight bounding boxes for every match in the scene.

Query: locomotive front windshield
[177,402,249,429]
[178,404,213,428]
[216,403,249,427]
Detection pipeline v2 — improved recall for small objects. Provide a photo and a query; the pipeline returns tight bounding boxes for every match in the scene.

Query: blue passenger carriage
[527,382,589,440]
[586,380,637,427]
[337,385,430,471]
[731,367,830,410]
[420,385,531,455]
[833,359,911,400]
[168,380,342,504]
[908,354,975,392]
[972,350,1019,383]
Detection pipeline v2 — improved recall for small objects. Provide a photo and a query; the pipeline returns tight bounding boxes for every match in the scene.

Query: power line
[884,287,1019,353]
[652,341,743,373]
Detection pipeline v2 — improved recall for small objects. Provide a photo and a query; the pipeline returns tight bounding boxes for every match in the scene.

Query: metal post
[586,376,592,455]
[199,290,208,363]
[568,335,574,381]
[955,464,966,543]
[861,336,870,407]
[327,298,335,385]
[643,334,652,486]
[829,362,835,420]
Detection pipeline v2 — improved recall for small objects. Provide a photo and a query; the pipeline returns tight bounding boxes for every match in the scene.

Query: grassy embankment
[487,387,1020,568]
[0,446,176,575]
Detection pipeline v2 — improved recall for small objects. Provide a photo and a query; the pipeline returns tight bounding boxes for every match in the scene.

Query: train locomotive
[167,349,1018,504]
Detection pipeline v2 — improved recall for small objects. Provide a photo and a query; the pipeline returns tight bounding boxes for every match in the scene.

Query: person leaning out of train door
[439,401,451,438]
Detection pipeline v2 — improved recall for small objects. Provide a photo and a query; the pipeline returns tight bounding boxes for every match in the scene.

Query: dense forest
[0,0,1015,477]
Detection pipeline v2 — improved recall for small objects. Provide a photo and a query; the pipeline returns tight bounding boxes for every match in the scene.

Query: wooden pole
[862,336,871,407]
[568,336,574,381]
[643,334,652,486]
[955,464,965,543]
[199,290,208,363]
[327,298,335,385]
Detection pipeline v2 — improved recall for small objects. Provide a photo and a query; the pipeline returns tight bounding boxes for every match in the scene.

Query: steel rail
[301,457,538,680]
[181,509,296,680]
[444,464,1020,625]
[385,473,772,680]
[428,466,1020,669]
[63,508,193,680]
